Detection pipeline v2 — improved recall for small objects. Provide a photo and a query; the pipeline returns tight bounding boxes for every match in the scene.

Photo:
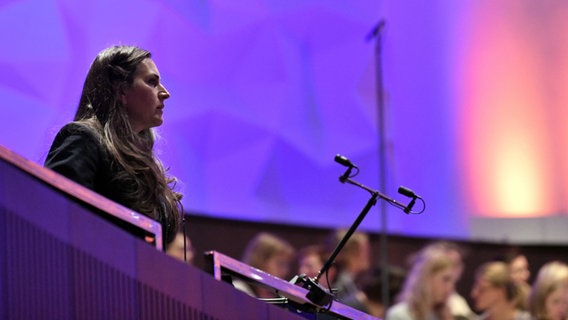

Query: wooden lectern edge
[0,144,163,251]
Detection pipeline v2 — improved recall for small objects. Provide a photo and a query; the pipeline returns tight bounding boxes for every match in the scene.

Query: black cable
[182,215,187,263]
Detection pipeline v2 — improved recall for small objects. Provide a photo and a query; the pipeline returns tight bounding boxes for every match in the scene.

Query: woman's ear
[119,92,127,106]
[115,82,128,106]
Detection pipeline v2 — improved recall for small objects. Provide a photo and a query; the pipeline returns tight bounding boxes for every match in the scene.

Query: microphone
[398,186,420,214]
[397,186,416,198]
[366,19,386,42]
[334,154,356,168]
[335,154,357,183]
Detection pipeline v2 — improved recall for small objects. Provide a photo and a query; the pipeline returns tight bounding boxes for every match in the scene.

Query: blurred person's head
[397,247,456,320]
[242,232,295,280]
[494,248,531,310]
[529,261,568,320]
[166,231,194,264]
[327,229,370,275]
[297,245,326,279]
[296,244,337,289]
[495,248,530,285]
[358,266,407,318]
[416,241,466,283]
[471,262,519,313]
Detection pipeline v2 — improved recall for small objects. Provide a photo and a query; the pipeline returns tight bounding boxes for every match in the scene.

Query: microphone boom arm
[295,158,421,307]
[314,172,410,284]
[339,171,408,211]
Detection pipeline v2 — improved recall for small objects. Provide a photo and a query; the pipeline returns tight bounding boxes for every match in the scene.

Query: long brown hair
[75,45,182,243]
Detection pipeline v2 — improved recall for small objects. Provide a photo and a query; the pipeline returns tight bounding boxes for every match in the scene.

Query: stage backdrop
[1,0,567,241]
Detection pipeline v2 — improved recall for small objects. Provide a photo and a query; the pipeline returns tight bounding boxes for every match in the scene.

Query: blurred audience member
[296,244,336,288]
[529,261,568,320]
[166,230,195,265]
[385,246,456,320]
[234,232,295,298]
[342,265,406,318]
[495,248,531,310]
[297,244,325,278]
[420,241,476,320]
[470,261,530,320]
[326,229,371,301]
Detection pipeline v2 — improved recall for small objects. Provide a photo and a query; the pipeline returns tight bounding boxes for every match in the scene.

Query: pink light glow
[459,1,568,217]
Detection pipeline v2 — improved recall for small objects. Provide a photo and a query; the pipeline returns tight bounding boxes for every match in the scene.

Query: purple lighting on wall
[3,1,566,240]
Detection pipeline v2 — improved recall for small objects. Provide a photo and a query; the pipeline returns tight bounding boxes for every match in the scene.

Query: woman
[529,261,568,320]
[233,232,295,298]
[385,246,456,320]
[496,248,532,311]
[341,266,406,319]
[326,229,371,301]
[412,241,475,320]
[470,262,531,320]
[296,245,329,282]
[45,45,183,246]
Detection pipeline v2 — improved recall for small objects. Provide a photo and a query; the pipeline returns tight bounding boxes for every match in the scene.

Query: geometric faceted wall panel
[1,0,567,240]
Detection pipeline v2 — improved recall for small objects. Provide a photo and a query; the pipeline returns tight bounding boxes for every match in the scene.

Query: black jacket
[45,123,174,245]
[45,123,125,204]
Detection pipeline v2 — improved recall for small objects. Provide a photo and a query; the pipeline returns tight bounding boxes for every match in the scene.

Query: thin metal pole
[370,20,390,308]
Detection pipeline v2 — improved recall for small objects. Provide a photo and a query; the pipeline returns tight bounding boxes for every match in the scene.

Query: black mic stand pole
[367,18,390,308]
[314,191,378,284]
[316,171,408,284]
[299,188,379,308]
[298,171,408,307]
[316,169,408,283]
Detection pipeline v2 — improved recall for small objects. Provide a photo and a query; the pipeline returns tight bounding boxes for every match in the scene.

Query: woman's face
[298,253,323,279]
[121,58,170,133]
[264,253,292,279]
[509,255,530,284]
[471,277,503,312]
[429,267,456,305]
[545,286,568,320]
[166,233,194,264]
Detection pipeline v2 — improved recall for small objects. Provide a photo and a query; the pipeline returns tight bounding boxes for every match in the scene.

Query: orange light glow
[458,2,568,218]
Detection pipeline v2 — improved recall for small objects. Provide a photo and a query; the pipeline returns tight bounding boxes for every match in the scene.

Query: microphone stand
[294,167,410,307]
[367,18,390,308]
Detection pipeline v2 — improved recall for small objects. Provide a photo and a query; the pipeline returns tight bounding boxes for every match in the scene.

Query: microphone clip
[339,167,352,183]
[335,154,358,183]
[403,197,417,214]
[398,186,420,214]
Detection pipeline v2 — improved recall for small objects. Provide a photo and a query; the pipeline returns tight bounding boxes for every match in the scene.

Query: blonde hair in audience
[398,247,453,320]
[476,261,520,303]
[242,232,294,271]
[529,261,568,319]
[328,229,369,267]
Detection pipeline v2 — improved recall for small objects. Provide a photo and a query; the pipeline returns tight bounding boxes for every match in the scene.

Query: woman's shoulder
[45,121,106,189]
[56,122,100,139]
[46,121,107,166]
[49,122,105,153]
